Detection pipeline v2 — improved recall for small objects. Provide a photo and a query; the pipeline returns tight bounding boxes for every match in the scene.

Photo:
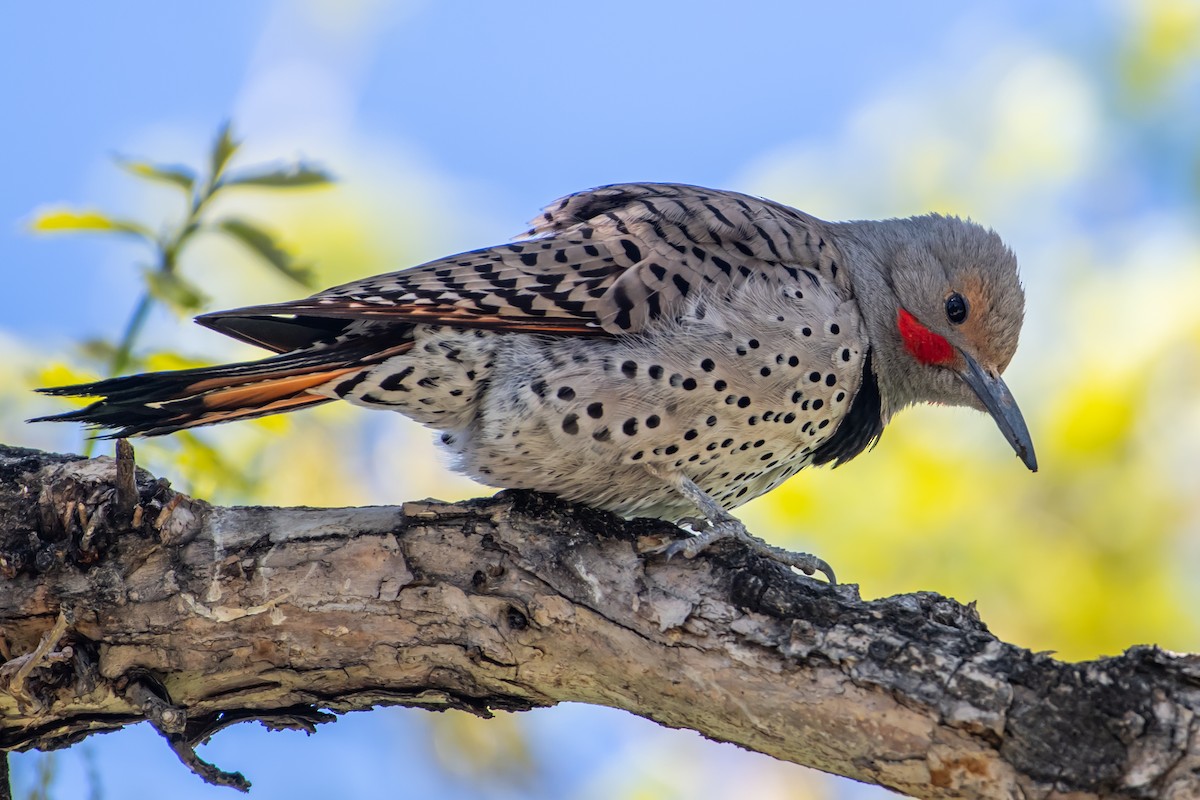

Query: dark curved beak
[957,351,1037,472]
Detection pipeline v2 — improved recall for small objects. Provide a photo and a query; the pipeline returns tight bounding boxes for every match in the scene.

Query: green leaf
[142,268,208,314]
[114,156,197,193]
[29,208,152,238]
[217,218,314,285]
[77,337,119,364]
[209,122,240,182]
[222,163,335,188]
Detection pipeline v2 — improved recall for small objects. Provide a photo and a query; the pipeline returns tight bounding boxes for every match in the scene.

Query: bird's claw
[652,522,837,584]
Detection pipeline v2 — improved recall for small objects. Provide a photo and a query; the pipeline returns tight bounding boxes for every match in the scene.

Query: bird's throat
[897,308,954,365]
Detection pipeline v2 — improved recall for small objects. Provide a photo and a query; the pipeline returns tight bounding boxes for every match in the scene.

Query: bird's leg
[644,465,837,584]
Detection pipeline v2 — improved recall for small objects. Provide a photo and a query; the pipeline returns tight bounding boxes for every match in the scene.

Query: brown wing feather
[198,183,837,345]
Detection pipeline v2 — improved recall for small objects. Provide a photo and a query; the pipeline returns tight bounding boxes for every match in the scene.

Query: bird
[33,183,1036,583]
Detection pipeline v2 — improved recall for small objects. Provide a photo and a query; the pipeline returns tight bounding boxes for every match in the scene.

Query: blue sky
[2,2,1088,346]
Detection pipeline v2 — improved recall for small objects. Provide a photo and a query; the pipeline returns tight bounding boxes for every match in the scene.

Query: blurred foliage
[426,711,539,794]
[28,122,336,479]
[29,123,331,458]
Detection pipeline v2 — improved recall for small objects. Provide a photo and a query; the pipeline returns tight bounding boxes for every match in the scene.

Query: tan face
[951,270,1023,375]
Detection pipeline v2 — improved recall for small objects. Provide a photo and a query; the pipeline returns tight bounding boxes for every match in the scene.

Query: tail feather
[32,339,412,438]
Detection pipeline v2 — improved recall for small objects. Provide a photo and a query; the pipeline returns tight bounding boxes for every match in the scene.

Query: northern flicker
[34,183,1036,582]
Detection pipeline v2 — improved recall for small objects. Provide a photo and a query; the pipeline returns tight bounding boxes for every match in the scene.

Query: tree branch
[0,443,1197,798]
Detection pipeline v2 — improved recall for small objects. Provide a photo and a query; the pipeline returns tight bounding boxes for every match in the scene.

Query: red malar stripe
[897,308,955,365]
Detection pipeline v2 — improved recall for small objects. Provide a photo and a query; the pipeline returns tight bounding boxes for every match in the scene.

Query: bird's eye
[945,293,969,324]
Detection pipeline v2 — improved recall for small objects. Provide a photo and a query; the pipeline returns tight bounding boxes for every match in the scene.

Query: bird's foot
[659,520,836,584]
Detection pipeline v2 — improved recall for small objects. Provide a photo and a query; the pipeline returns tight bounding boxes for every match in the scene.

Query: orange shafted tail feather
[31,338,413,438]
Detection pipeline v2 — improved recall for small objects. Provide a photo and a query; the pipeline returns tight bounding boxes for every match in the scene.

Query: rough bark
[0,443,1197,799]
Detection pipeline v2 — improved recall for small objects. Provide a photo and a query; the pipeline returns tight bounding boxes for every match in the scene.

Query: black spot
[593,427,611,442]
[760,367,771,377]
[711,255,732,276]
[809,372,821,382]
[705,415,718,426]
[682,378,697,390]
[672,274,691,297]
[706,442,718,451]
[748,416,758,426]
[842,349,851,362]
[802,327,812,336]
[830,323,840,335]
[788,356,800,367]
[557,386,576,401]
[620,360,638,378]
[623,418,638,435]
[649,365,664,379]
[378,366,414,392]
[632,450,644,460]
[825,374,837,387]
[583,244,600,257]
[684,429,698,440]
[700,358,715,372]
[783,412,796,424]
[649,294,663,322]
[819,419,830,429]
[665,444,679,455]
[646,415,661,428]
[737,396,751,409]
[812,399,824,410]
[714,379,727,391]
[531,380,548,397]
[587,402,604,418]
[649,262,667,280]
[611,285,635,330]
[669,373,683,387]
[836,391,846,402]
[562,414,579,435]
[791,391,803,403]
[748,339,759,348]
[760,452,774,461]
[722,438,734,448]
[520,253,538,267]
[620,239,642,262]
[555,250,569,263]
[753,439,765,448]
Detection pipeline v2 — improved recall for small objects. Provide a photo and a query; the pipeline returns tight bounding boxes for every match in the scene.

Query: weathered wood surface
[1,443,1197,798]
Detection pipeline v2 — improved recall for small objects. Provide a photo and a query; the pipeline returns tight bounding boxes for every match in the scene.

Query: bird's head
[835,214,1036,472]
